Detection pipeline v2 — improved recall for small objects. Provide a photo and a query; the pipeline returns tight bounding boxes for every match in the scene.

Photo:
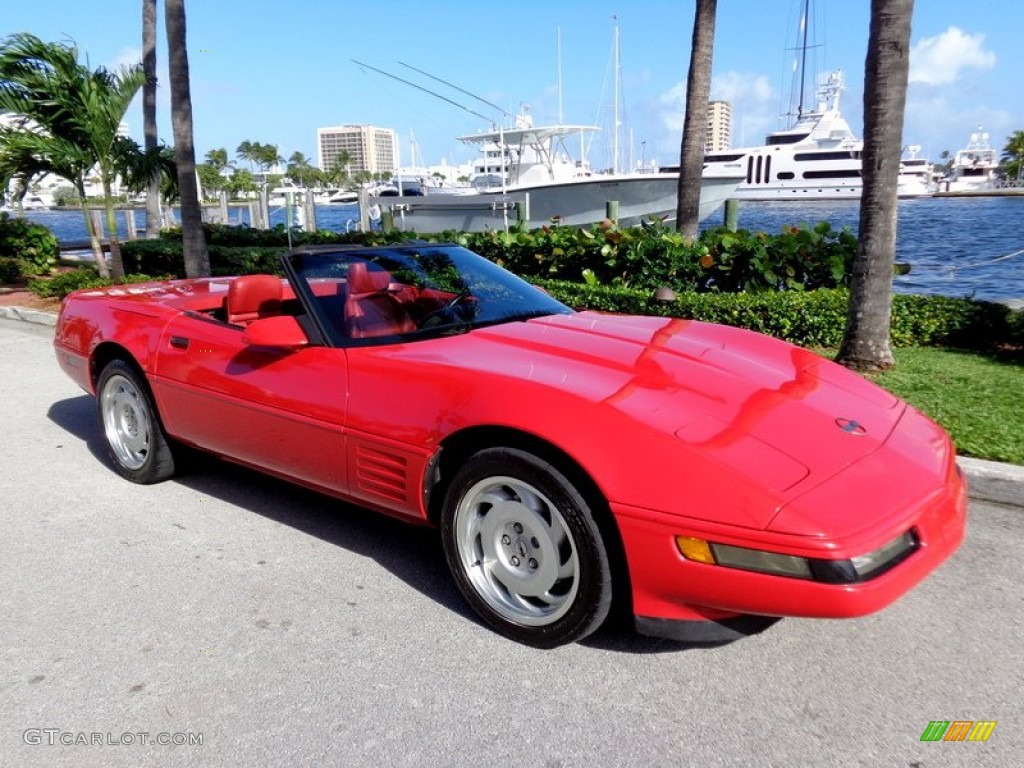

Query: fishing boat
[370,113,741,232]
[362,23,742,233]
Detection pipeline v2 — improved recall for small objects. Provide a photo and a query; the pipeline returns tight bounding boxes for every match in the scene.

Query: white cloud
[658,71,776,133]
[711,72,774,105]
[106,46,143,72]
[909,27,995,85]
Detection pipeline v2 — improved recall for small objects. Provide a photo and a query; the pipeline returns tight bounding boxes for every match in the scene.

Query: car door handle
[169,336,190,349]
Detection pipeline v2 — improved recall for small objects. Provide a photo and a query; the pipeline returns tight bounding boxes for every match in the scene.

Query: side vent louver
[355,446,408,502]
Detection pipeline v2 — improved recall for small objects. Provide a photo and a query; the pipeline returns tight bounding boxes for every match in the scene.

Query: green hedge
[136,220,857,293]
[27,268,161,298]
[532,278,1023,350]
[452,220,856,293]
[121,239,287,278]
[112,224,1022,351]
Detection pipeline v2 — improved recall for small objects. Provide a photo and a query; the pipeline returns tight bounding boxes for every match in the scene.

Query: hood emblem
[835,418,867,436]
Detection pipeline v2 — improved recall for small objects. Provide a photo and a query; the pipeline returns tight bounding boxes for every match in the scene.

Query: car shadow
[48,394,775,654]
[47,395,470,620]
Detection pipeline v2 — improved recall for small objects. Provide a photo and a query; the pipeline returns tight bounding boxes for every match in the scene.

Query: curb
[956,457,1024,509]
[0,305,57,327]
[1,305,1021,509]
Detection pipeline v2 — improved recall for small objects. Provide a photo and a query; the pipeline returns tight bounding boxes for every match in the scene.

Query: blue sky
[2,1,1021,169]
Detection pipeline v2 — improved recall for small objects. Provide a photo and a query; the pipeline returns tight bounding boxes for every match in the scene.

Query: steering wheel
[419,290,476,328]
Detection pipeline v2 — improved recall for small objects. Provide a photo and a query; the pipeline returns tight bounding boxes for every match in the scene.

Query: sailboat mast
[797,0,810,118]
[613,21,620,175]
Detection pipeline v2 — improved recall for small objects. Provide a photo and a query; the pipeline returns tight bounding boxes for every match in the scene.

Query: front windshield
[285,244,572,345]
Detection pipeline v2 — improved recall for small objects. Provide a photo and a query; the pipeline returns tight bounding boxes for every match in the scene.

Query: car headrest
[347,261,392,295]
[227,274,282,322]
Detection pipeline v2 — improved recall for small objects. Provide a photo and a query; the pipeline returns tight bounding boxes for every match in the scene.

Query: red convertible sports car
[54,243,967,647]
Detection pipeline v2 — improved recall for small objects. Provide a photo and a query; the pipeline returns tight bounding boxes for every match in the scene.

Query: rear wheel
[441,447,612,648]
[96,359,175,484]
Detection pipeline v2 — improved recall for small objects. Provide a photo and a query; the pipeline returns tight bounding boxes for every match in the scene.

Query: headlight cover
[676,529,920,584]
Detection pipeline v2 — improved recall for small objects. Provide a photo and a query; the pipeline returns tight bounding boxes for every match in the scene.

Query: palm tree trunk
[81,199,109,279]
[165,0,210,278]
[142,0,161,238]
[836,0,914,372]
[675,0,717,240]
[103,178,125,279]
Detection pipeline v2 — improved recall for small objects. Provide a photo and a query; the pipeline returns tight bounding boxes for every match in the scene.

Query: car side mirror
[242,315,309,348]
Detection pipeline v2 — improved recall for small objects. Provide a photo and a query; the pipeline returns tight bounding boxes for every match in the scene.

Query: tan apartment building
[705,101,732,152]
[317,124,398,175]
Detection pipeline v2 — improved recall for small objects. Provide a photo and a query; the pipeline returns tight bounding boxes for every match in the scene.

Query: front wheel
[440,447,612,648]
[96,359,176,484]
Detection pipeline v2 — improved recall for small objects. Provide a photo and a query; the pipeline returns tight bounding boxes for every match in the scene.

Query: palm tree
[286,151,318,189]
[165,0,210,278]
[1000,130,1024,181]
[0,128,100,265]
[236,140,260,173]
[256,143,282,175]
[142,0,161,237]
[0,33,147,278]
[675,0,717,240]
[326,150,354,188]
[205,147,231,172]
[836,0,915,371]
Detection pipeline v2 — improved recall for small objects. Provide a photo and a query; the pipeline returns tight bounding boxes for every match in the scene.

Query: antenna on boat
[351,59,494,124]
[352,58,511,222]
[398,61,513,121]
[557,27,564,125]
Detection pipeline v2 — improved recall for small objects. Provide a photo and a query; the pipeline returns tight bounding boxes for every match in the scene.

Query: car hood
[385,311,904,528]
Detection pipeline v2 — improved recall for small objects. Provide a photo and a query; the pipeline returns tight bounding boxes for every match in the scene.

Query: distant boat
[898,145,936,197]
[0,193,52,212]
[325,189,359,204]
[939,128,1000,193]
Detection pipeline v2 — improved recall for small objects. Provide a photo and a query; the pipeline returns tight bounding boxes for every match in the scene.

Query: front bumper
[614,449,967,634]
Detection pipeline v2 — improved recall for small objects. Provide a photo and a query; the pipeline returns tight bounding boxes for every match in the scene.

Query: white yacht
[898,145,936,197]
[939,128,1000,193]
[694,71,931,200]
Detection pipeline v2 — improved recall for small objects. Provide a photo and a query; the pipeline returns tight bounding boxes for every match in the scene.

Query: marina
[13,195,1024,304]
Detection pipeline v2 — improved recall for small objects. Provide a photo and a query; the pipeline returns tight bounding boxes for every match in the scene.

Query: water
[713,197,1024,303]
[13,197,1024,302]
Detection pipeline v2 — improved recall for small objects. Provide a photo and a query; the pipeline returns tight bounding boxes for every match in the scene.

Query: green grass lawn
[862,347,1024,465]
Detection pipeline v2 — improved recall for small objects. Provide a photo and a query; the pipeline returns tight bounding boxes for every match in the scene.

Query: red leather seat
[343,262,416,339]
[226,274,282,326]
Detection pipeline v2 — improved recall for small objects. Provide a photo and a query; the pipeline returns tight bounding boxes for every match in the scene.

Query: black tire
[95,359,176,484]
[440,447,612,648]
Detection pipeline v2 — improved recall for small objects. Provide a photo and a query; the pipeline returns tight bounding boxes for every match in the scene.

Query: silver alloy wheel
[100,373,152,471]
[453,475,580,626]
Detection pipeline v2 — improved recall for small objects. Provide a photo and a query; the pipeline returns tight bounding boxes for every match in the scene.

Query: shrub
[0,256,33,283]
[144,220,857,294]
[0,212,60,274]
[27,268,162,299]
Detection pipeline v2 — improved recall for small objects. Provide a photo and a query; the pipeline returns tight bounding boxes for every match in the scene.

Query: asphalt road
[1,317,1021,768]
